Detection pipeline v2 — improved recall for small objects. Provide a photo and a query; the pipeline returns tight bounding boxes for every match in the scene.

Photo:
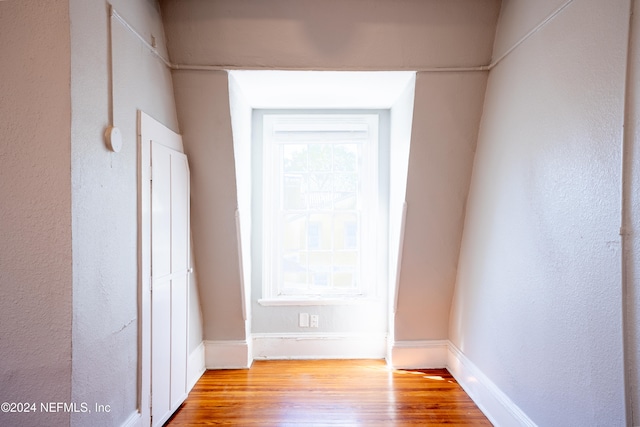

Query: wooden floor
[165,359,492,426]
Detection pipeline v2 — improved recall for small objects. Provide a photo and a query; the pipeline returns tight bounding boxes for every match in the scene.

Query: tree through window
[262,113,379,298]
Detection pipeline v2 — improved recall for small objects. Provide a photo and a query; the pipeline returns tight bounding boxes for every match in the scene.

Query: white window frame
[260,113,380,303]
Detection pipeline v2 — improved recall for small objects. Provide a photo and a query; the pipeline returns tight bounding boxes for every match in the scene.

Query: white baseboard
[447,342,537,427]
[204,340,252,369]
[188,341,206,390]
[252,333,387,360]
[388,340,449,368]
[120,411,141,427]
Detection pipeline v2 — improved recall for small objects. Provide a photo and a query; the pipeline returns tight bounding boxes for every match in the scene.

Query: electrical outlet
[310,314,319,328]
[299,313,310,328]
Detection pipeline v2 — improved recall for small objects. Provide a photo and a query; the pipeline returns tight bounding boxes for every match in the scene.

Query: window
[344,221,358,250]
[307,222,322,250]
[261,113,379,300]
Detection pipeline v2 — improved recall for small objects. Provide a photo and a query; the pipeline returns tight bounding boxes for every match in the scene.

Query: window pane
[264,113,378,298]
[333,172,357,210]
[312,269,330,287]
[308,173,332,210]
[308,172,332,192]
[282,252,307,287]
[309,213,332,250]
[334,250,358,266]
[307,222,322,250]
[283,174,307,210]
[308,144,332,171]
[308,251,333,270]
[282,214,306,251]
[333,267,356,289]
[333,213,357,249]
[345,223,357,249]
[333,144,358,172]
[283,144,307,172]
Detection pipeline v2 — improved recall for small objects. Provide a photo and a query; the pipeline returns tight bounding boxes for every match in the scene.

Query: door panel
[150,140,190,427]
[151,144,172,279]
[171,154,189,274]
[151,277,171,425]
[170,274,188,407]
[170,154,189,407]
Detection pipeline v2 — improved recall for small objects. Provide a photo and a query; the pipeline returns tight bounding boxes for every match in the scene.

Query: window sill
[258,297,379,307]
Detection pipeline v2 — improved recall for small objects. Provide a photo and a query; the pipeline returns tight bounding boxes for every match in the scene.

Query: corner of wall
[388,340,449,369]
[204,340,253,369]
[188,341,207,390]
[446,342,537,427]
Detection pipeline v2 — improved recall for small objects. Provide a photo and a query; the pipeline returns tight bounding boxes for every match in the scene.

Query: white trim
[447,342,537,427]
[138,111,185,427]
[388,340,449,369]
[120,411,141,427]
[204,340,253,369]
[260,113,379,301]
[252,332,387,360]
[187,342,206,391]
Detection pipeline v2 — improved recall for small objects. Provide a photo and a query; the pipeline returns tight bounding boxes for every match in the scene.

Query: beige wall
[172,70,247,340]
[162,0,498,343]
[162,0,500,70]
[491,0,570,61]
[396,71,487,340]
[450,0,633,425]
[4,0,638,425]
[0,2,73,427]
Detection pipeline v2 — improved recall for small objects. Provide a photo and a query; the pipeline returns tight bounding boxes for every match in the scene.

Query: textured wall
[162,0,498,343]
[0,2,73,427]
[450,0,631,425]
[395,71,487,340]
[69,0,181,425]
[162,0,500,70]
[172,70,247,340]
[491,0,570,61]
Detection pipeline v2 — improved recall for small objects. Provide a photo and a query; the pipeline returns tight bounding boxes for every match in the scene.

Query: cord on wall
[108,0,576,77]
[105,5,124,153]
[110,6,171,68]
[488,0,575,69]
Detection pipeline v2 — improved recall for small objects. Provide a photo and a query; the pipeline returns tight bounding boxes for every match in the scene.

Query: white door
[140,112,190,427]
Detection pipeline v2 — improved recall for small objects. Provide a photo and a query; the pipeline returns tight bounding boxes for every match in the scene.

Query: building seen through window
[262,113,379,298]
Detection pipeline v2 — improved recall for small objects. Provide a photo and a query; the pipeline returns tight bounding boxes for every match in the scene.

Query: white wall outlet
[310,314,319,328]
[299,312,310,328]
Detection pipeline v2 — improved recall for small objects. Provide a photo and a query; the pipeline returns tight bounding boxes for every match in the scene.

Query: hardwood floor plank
[165,360,492,426]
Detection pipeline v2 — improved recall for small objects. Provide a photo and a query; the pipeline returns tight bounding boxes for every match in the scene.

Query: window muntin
[263,114,378,299]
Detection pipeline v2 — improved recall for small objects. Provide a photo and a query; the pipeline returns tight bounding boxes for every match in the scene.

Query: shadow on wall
[162,0,498,57]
